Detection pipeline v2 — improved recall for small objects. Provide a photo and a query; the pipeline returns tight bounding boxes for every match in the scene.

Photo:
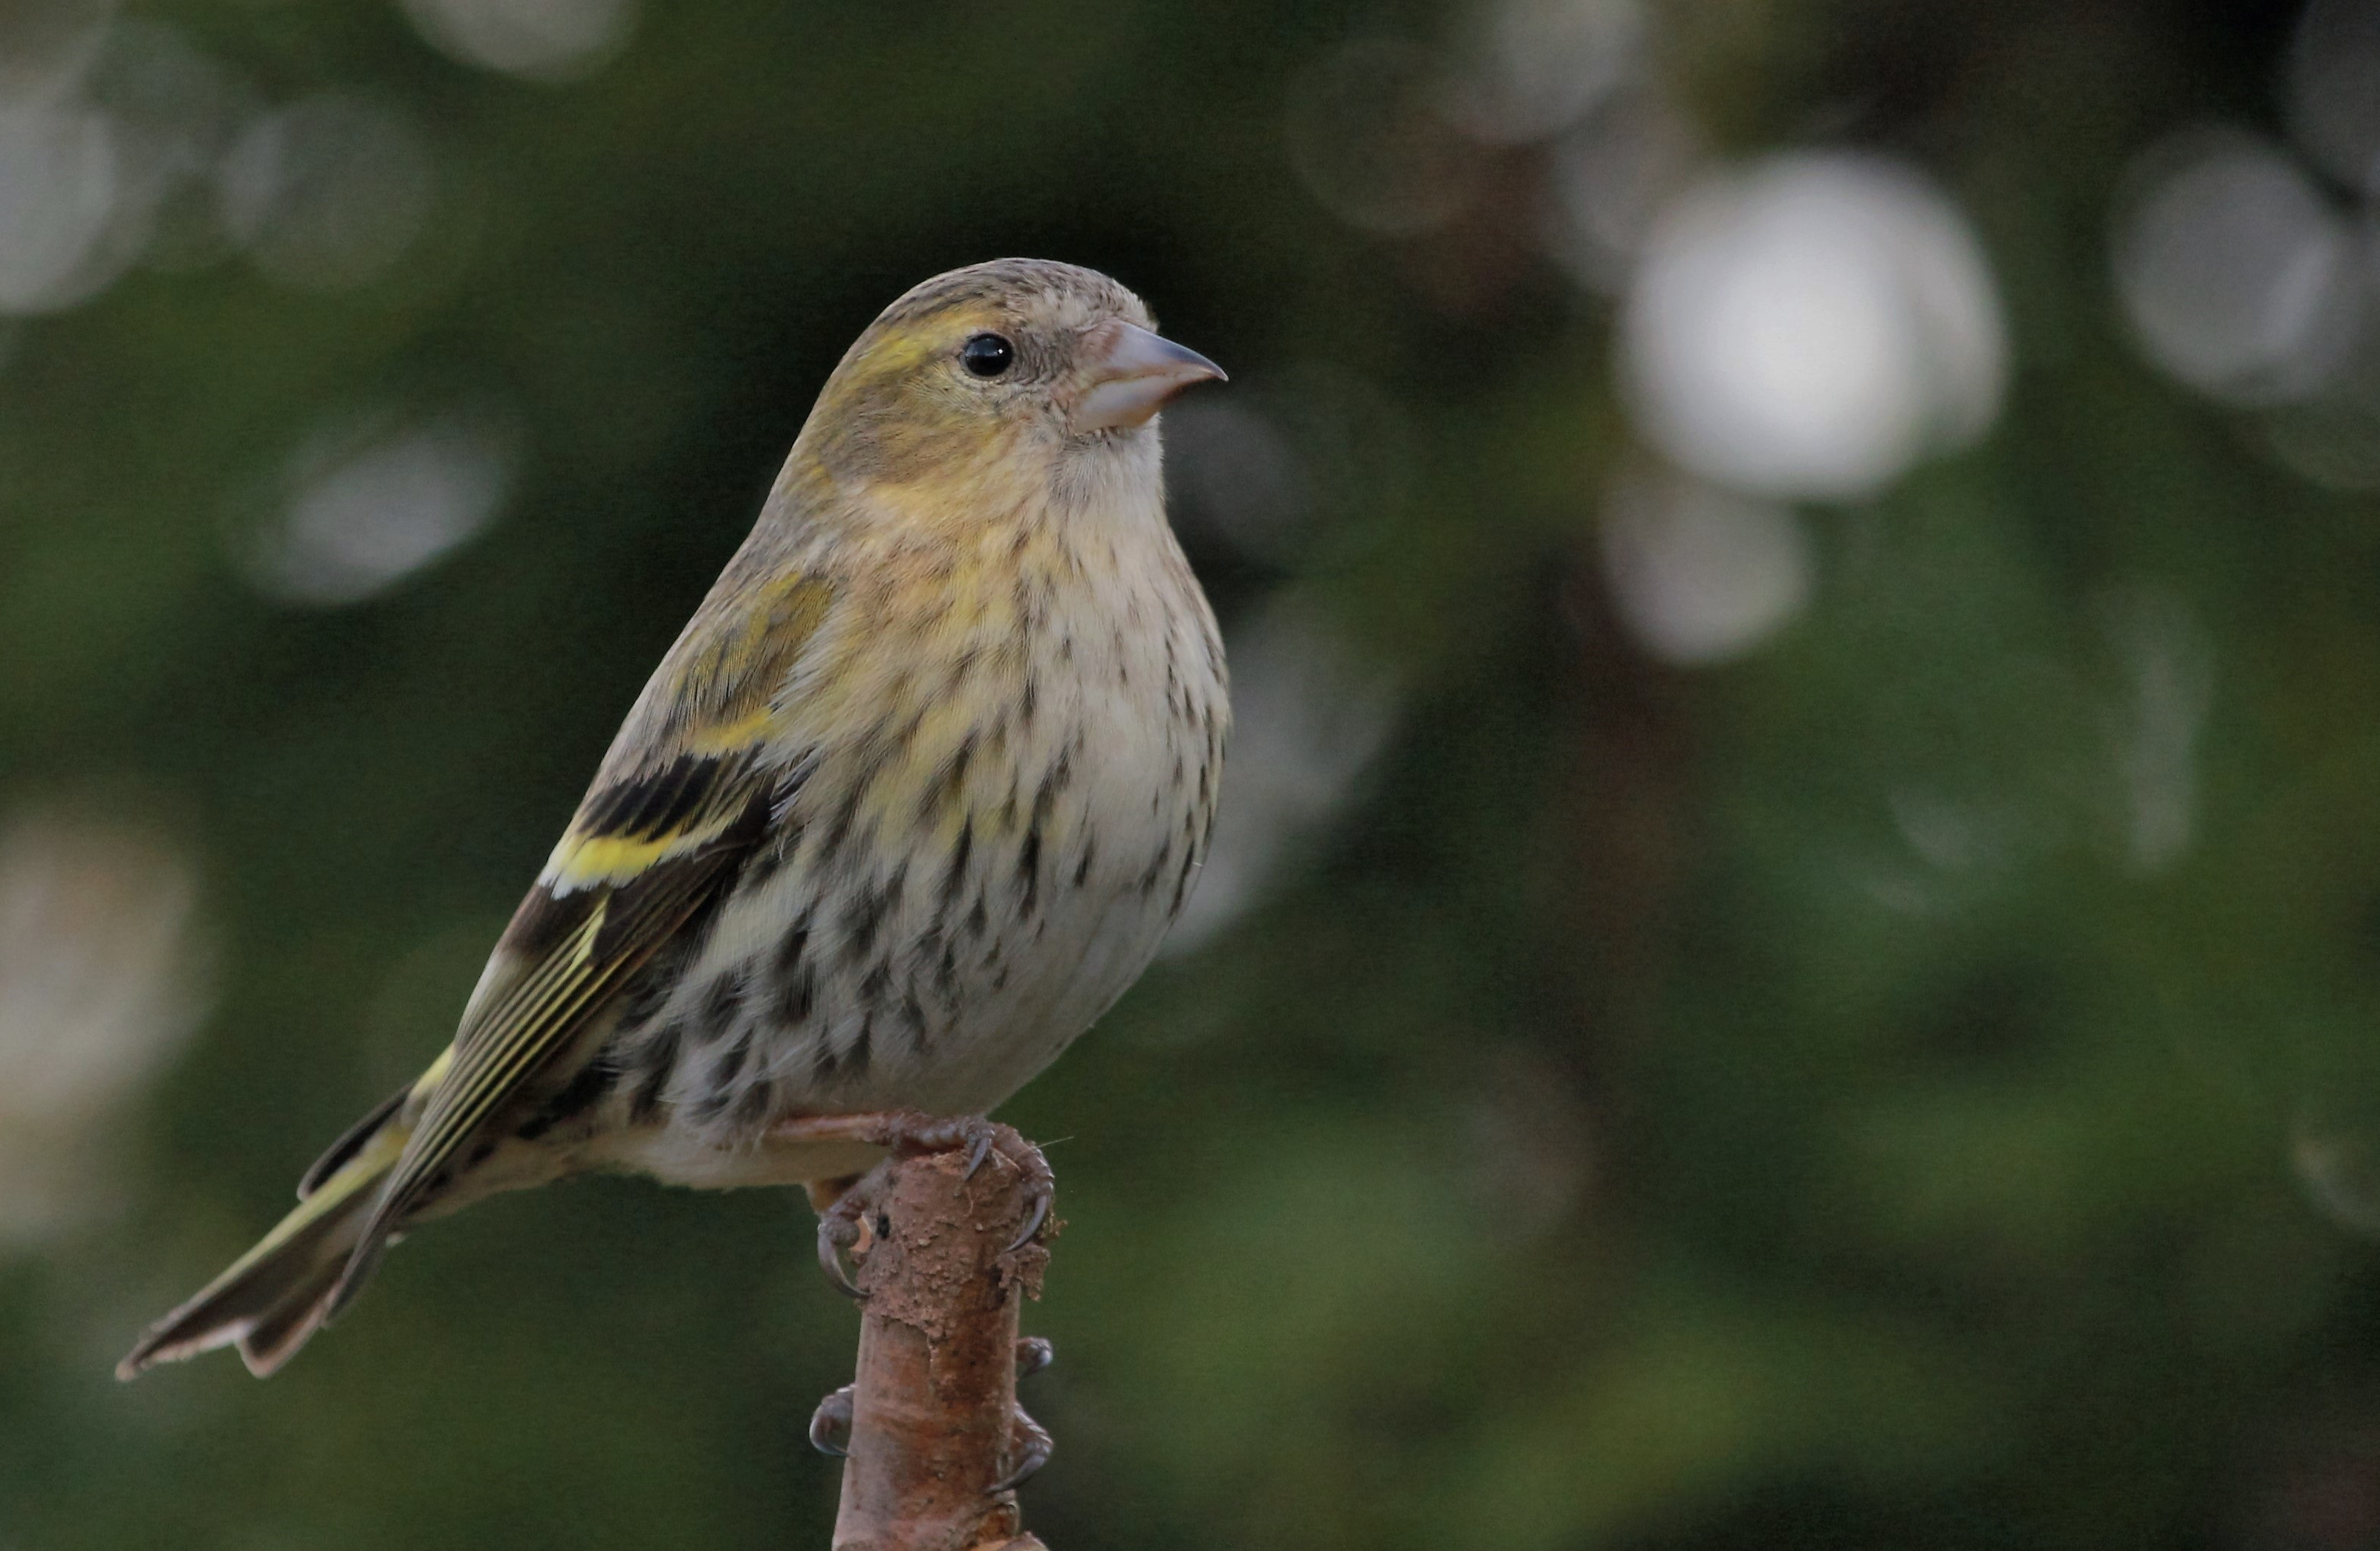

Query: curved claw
[1015,1335,1054,1379]
[990,1403,1054,1494]
[817,1212,867,1301]
[1004,1186,1053,1255]
[961,1124,996,1181]
[809,1384,854,1457]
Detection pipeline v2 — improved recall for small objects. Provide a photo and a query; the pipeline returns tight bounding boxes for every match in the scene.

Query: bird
[120,258,1229,1380]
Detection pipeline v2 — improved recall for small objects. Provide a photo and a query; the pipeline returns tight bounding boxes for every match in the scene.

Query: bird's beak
[1071,321,1226,433]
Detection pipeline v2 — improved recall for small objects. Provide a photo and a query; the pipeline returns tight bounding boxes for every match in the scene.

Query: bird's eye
[960,333,1015,378]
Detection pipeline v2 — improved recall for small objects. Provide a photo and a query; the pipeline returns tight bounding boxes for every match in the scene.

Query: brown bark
[828,1132,1053,1551]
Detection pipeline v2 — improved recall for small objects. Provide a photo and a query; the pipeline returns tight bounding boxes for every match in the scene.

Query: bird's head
[798,258,1225,500]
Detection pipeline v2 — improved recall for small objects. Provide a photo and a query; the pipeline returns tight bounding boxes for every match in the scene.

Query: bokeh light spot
[242,409,516,607]
[0,103,123,313]
[219,92,435,292]
[1444,0,1642,146]
[1546,87,1699,293]
[1599,466,1813,664]
[399,0,638,84]
[2113,127,2359,407]
[2294,1085,2380,1239]
[0,0,114,110]
[0,803,206,1247]
[1622,152,2007,501]
[2286,0,2380,197]
[1287,37,1477,236]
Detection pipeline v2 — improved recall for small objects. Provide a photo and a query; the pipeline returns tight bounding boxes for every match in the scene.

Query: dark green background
[6,1,2379,1547]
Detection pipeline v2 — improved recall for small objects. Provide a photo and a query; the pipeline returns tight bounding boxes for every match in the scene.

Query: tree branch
[823,1128,1055,1551]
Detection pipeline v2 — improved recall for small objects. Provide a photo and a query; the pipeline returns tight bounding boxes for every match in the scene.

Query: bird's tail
[116,1097,411,1380]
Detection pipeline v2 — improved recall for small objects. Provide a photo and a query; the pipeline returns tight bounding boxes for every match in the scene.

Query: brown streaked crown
[867,258,1153,340]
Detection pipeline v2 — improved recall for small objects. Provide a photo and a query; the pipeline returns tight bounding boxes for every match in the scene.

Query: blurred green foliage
[5,1,2380,1548]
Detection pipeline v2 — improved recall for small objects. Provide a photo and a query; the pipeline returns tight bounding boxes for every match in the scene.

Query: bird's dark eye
[960,333,1015,378]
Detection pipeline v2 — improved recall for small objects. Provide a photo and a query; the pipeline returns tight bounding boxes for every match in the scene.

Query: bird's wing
[331,570,834,1310]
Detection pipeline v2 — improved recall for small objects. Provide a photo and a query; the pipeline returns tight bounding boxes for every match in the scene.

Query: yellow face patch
[841,306,1004,396]
[804,305,1036,487]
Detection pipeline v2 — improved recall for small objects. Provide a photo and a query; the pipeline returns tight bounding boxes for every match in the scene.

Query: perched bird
[120,258,1229,1379]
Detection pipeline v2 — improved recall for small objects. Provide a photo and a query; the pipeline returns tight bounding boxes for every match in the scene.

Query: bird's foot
[1015,1334,1053,1379]
[779,1111,1056,1301]
[993,1336,1056,1493]
[809,1382,855,1457]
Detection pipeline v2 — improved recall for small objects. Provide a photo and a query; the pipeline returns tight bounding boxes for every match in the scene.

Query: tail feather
[234,1252,348,1377]
[117,1117,408,1380]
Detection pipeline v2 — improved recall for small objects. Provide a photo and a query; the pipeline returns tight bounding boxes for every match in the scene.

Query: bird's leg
[991,1336,1056,1493]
